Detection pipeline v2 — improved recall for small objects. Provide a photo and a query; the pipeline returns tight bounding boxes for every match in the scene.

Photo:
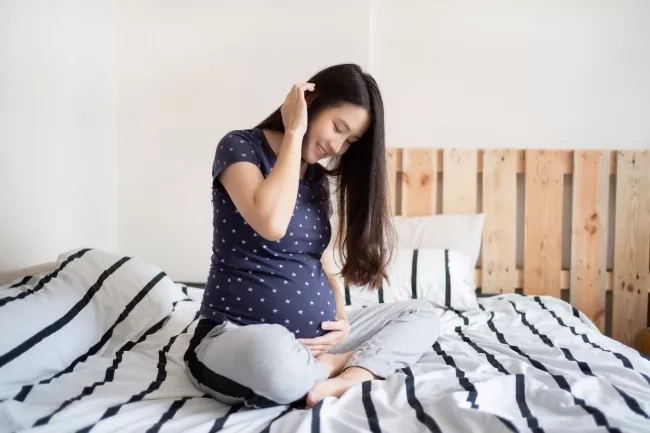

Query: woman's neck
[262,129,309,178]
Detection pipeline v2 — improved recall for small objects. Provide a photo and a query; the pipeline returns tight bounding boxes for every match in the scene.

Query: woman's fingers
[297,337,324,346]
[298,331,341,347]
[296,82,315,93]
[309,345,330,355]
[281,83,314,134]
[320,319,347,331]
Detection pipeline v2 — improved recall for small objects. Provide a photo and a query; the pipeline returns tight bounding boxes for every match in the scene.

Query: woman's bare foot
[315,351,353,378]
[306,367,376,408]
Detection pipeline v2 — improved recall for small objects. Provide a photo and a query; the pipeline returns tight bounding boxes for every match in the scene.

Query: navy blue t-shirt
[201,128,337,338]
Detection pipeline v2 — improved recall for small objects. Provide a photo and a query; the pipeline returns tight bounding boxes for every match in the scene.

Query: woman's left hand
[298,318,350,356]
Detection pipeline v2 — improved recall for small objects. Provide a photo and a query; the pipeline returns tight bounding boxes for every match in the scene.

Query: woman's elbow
[257,219,288,242]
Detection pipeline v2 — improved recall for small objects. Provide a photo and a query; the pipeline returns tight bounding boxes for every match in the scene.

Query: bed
[1,148,649,433]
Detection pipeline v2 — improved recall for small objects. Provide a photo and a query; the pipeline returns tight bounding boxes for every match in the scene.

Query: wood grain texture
[612,151,650,346]
[442,149,478,214]
[636,328,650,357]
[401,149,437,216]
[474,269,613,292]
[481,150,518,293]
[570,151,609,332]
[523,150,564,298]
[398,149,615,174]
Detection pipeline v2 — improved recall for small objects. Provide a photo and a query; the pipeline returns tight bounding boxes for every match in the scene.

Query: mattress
[2,264,650,432]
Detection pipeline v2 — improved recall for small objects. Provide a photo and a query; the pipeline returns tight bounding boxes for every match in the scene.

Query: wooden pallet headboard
[386,148,650,348]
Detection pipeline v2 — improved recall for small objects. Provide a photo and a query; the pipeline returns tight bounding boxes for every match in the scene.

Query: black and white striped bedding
[2,252,650,433]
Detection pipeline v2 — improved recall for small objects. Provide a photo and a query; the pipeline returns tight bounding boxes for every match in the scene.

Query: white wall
[372,0,650,149]
[0,0,118,273]
[3,1,648,280]
[116,0,370,281]
[117,0,650,282]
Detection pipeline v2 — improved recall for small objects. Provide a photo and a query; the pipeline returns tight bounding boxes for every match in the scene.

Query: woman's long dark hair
[257,63,395,289]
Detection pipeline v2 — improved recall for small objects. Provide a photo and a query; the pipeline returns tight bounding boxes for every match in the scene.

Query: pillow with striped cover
[343,248,479,312]
[0,248,187,395]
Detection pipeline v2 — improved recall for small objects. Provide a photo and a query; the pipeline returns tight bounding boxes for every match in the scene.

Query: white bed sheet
[2,286,650,433]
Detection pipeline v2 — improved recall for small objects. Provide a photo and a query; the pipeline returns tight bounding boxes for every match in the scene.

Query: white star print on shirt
[208,131,338,333]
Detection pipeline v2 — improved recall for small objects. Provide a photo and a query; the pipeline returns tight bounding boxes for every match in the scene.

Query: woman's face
[302,103,370,164]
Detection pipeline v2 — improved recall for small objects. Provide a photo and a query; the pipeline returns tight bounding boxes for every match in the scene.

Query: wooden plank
[475,269,613,292]
[523,150,564,298]
[442,149,478,213]
[481,150,518,293]
[391,148,616,174]
[386,148,401,215]
[570,151,610,332]
[612,151,650,347]
[636,329,650,357]
[401,149,437,216]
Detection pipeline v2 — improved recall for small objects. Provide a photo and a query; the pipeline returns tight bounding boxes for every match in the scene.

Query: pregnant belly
[251,287,337,338]
[208,286,336,339]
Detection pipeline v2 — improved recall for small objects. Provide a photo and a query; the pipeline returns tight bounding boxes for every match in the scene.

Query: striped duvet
[1,249,650,433]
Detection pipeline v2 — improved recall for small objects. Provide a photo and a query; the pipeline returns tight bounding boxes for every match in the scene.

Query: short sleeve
[212,131,261,188]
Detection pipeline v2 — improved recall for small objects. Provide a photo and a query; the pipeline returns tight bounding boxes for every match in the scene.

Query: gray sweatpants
[184,300,440,406]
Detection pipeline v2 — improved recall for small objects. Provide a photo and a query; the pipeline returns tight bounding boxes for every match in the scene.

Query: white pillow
[0,248,187,396]
[344,248,479,312]
[392,214,485,268]
[330,214,483,268]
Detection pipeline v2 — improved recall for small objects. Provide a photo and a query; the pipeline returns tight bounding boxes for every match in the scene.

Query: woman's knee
[249,325,323,403]
[195,324,320,405]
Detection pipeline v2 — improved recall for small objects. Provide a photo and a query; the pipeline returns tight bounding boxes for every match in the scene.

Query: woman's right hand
[280,83,315,135]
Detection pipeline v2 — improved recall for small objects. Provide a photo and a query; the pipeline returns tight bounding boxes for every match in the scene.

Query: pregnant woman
[184,63,440,408]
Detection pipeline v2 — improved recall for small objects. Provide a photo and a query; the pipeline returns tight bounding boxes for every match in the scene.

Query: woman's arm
[219,131,302,241]
[297,246,350,355]
[219,83,314,241]
[321,246,348,321]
